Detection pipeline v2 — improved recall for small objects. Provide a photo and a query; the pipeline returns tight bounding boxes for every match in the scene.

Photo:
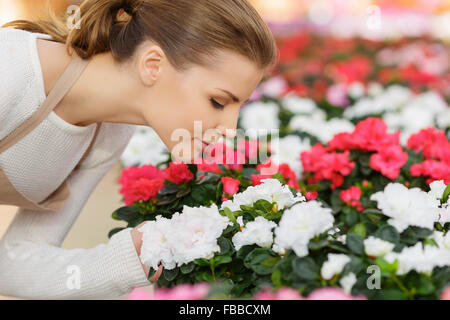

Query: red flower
[251,174,271,186]
[122,178,164,206]
[119,164,164,189]
[328,132,358,151]
[339,186,363,212]
[407,127,450,161]
[221,177,241,198]
[278,163,300,190]
[410,160,450,184]
[205,142,245,171]
[369,145,408,180]
[305,191,318,201]
[236,139,260,161]
[301,144,355,190]
[163,162,194,184]
[340,186,361,202]
[195,158,222,173]
[351,118,400,152]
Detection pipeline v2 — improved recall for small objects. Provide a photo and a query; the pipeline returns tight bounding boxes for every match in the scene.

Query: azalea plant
[111,117,450,300]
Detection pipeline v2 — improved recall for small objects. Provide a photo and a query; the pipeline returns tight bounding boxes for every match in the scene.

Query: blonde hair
[2,0,278,71]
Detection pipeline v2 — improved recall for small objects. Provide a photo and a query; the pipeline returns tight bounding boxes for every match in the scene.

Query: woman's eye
[210,98,225,110]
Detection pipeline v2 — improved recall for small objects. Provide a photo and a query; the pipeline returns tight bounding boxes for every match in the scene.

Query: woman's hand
[130,222,163,283]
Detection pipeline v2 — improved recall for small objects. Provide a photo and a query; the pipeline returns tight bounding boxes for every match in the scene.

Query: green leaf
[215,255,232,266]
[381,288,408,300]
[236,245,256,260]
[218,237,233,255]
[193,258,211,267]
[374,225,400,245]
[158,183,180,195]
[271,268,282,289]
[112,206,140,222]
[442,184,450,203]
[180,262,195,274]
[195,271,213,282]
[291,257,319,280]
[346,234,365,255]
[375,257,398,274]
[162,267,179,282]
[349,223,367,238]
[253,199,273,213]
[107,227,125,238]
[243,248,277,275]
[308,239,330,251]
[221,207,237,224]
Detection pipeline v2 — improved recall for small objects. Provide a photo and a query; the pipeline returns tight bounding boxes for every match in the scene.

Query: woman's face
[136,45,265,163]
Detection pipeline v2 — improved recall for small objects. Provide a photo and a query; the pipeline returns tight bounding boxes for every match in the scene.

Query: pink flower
[441,287,450,300]
[128,283,210,300]
[339,186,364,212]
[254,287,304,300]
[326,83,349,107]
[237,139,260,160]
[305,191,318,201]
[369,145,408,180]
[306,287,366,300]
[163,162,194,184]
[205,142,245,171]
[339,186,361,202]
[221,177,241,197]
[196,158,222,173]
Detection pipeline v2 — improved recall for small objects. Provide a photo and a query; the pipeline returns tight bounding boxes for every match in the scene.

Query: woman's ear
[138,45,164,85]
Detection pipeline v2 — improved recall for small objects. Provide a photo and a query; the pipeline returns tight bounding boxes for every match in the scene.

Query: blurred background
[1,0,450,300]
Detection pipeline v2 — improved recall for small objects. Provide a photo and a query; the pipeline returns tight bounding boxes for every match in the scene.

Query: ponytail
[2,0,278,71]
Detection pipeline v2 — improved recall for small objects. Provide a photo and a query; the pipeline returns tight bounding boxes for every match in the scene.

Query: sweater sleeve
[0,123,152,299]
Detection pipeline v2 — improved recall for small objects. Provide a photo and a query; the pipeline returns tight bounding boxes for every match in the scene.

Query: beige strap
[0,54,91,153]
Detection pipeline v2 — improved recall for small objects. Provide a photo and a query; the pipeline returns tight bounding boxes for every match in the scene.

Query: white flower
[270,135,311,176]
[364,236,395,257]
[222,178,305,212]
[272,201,334,257]
[439,203,450,225]
[384,242,450,275]
[139,216,176,270]
[428,180,447,201]
[221,199,242,212]
[236,216,244,227]
[240,102,280,138]
[321,254,351,280]
[289,114,354,143]
[429,231,450,250]
[339,272,357,294]
[370,183,441,232]
[166,204,232,265]
[281,96,317,114]
[367,82,384,97]
[232,216,277,251]
[121,126,169,167]
[348,82,365,99]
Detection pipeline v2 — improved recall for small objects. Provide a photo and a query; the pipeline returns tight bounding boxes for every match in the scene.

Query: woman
[0,0,277,299]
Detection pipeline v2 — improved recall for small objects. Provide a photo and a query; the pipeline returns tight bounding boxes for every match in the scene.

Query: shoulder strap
[0,54,91,154]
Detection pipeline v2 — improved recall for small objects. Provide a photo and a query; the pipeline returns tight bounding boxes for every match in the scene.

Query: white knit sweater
[0,28,151,299]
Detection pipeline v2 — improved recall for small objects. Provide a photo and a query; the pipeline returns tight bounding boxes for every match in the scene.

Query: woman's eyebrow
[217,88,249,104]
